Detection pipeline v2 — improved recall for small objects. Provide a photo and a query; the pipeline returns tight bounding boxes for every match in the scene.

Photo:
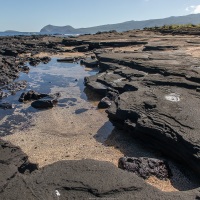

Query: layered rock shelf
[79,31,200,176]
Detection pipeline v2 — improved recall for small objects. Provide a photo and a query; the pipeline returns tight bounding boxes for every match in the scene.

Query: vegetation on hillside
[144,24,200,31]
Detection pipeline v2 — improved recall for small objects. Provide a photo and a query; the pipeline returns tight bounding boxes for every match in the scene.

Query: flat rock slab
[97,52,200,82]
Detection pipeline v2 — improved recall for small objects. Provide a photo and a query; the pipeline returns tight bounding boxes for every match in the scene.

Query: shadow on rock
[94,126,200,191]
[81,87,104,102]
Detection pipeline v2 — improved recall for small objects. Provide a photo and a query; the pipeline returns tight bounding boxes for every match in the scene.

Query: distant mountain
[40,13,200,34]
[40,25,77,34]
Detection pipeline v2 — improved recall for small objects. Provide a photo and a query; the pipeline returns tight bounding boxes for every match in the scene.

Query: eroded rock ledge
[1,139,200,200]
[82,31,200,177]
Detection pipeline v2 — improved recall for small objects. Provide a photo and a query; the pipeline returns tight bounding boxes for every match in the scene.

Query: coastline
[1,30,200,198]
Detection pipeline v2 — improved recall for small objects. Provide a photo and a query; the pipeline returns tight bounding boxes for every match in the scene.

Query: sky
[0,0,200,32]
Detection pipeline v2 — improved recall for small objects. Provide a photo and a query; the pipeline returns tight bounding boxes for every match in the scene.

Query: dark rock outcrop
[0,35,63,87]
[0,102,13,109]
[118,157,172,180]
[29,56,51,66]
[29,57,41,66]
[84,36,200,177]
[19,90,60,109]
[19,90,49,102]
[31,99,57,109]
[81,59,98,68]
[98,96,112,108]
[40,56,51,64]
[19,65,30,73]
[0,139,38,192]
[107,86,200,175]
[57,57,80,62]
[73,44,89,52]
[1,140,200,200]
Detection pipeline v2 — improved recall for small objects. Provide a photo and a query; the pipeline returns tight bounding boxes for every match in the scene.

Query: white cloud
[186,5,200,14]
[193,5,200,13]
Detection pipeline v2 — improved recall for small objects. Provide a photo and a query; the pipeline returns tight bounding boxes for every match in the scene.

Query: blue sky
[0,0,200,32]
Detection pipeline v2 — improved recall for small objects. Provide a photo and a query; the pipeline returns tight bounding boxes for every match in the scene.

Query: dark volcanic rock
[1,139,200,199]
[19,90,60,108]
[86,81,108,96]
[0,139,38,192]
[2,49,18,57]
[0,35,62,90]
[73,44,89,52]
[31,99,57,109]
[29,57,41,66]
[98,96,112,108]
[143,42,179,51]
[1,157,200,200]
[19,90,49,102]
[107,87,200,175]
[97,52,200,80]
[84,43,200,177]
[0,102,13,109]
[118,157,172,180]
[19,65,30,73]
[3,30,200,199]
[0,90,8,99]
[57,57,77,62]
[81,59,98,68]
[40,56,51,64]
[6,80,27,93]
[62,39,83,46]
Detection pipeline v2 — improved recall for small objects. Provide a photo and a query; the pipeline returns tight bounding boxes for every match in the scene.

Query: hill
[40,13,200,34]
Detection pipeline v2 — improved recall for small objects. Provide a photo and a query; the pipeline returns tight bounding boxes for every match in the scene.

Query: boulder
[31,99,57,109]
[0,103,13,109]
[29,58,41,66]
[98,96,112,109]
[118,157,172,180]
[40,56,51,64]
[81,59,98,68]
[19,90,49,102]
[2,49,18,57]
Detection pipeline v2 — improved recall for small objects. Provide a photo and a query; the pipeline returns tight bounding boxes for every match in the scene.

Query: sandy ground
[186,46,200,58]
[33,51,86,58]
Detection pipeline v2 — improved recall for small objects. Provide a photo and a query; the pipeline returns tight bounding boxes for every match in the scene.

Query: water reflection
[0,58,99,136]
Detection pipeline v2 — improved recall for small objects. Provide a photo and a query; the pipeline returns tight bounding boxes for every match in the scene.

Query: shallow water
[0,58,98,136]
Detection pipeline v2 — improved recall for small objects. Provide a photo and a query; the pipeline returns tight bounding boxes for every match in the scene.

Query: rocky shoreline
[1,139,200,199]
[1,30,200,199]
